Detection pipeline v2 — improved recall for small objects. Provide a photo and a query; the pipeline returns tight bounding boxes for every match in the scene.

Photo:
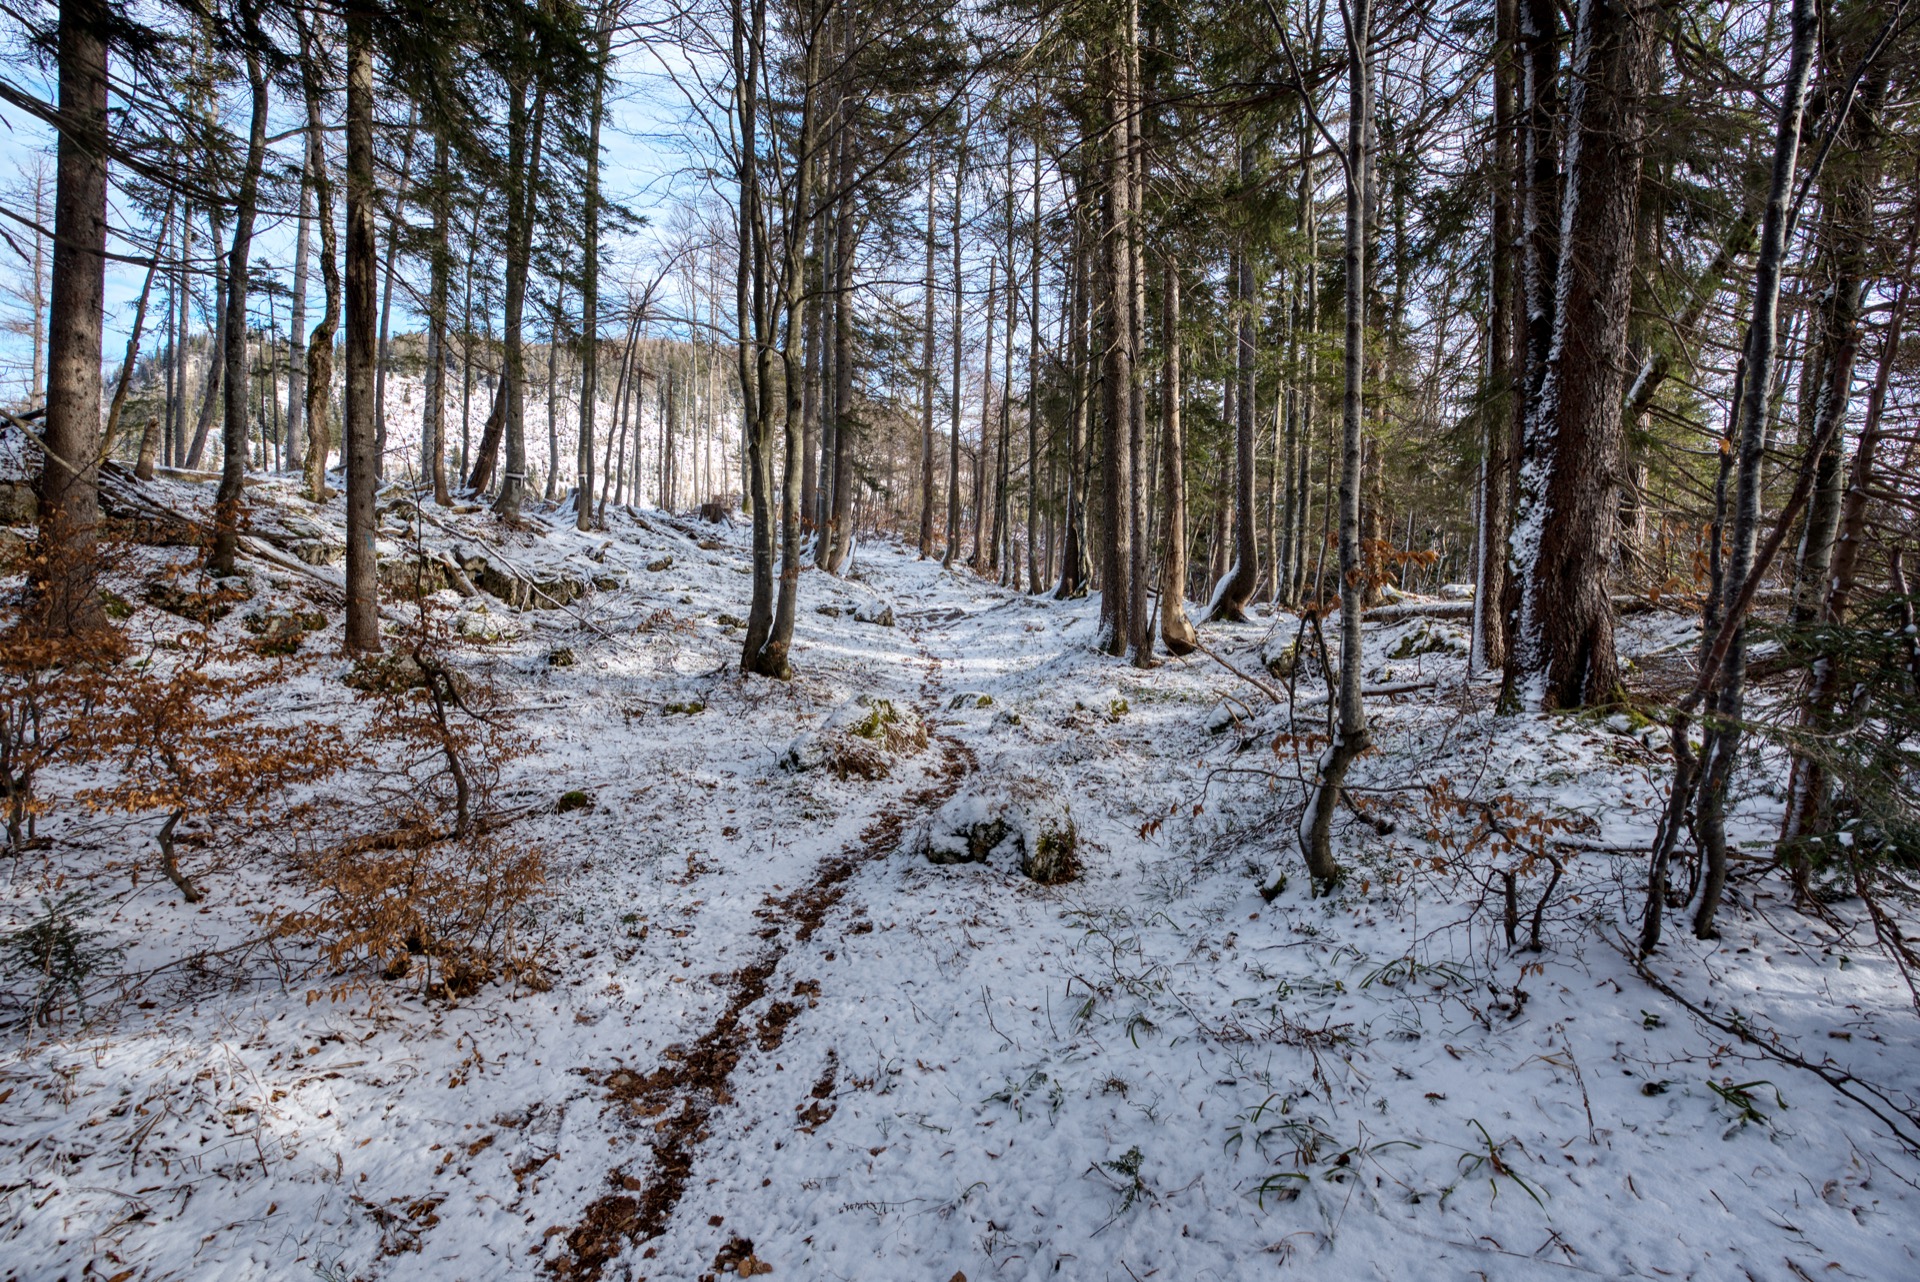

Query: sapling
[78,630,354,901]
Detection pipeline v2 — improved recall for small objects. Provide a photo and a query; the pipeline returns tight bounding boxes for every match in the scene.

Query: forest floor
[3,480,1919,1282]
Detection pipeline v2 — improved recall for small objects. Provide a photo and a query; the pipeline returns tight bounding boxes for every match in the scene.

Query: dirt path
[549,639,974,1280]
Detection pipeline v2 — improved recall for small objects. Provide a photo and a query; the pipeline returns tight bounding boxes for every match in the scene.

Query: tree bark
[30,0,111,636]
[299,4,340,504]
[1278,0,1370,900]
[918,162,937,558]
[576,10,611,529]
[824,141,857,574]
[286,146,313,471]
[1125,7,1150,662]
[343,1,381,653]
[1476,0,1521,672]
[183,206,225,471]
[494,45,548,523]
[104,196,173,460]
[1502,0,1657,711]
[945,133,967,567]
[423,129,453,506]
[1027,119,1043,593]
[1159,261,1196,655]
[209,18,269,576]
[1098,39,1133,656]
[372,108,417,481]
[1210,141,1261,623]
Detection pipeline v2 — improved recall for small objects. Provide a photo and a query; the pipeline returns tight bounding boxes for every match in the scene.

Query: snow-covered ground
[3,480,1918,1282]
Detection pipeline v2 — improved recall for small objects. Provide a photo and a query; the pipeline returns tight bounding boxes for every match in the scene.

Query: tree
[1502,0,1660,712]
[28,0,112,638]
[1268,0,1369,898]
[1207,138,1260,624]
[297,2,341,504]
[1641,0,1819,952]
[342,0,380,653]
[1158,259,1196,655]
[0,154,52,402]
[209,0,271,576]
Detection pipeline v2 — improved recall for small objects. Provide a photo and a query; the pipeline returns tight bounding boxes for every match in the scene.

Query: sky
[0,23,698,405]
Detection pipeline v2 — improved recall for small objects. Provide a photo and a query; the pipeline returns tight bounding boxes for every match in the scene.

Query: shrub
[1,892,125,1027]
[76,632,356,902]
[281,597,546,998]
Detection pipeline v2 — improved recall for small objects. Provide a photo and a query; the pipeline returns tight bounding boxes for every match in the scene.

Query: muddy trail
[550,643,976,1281]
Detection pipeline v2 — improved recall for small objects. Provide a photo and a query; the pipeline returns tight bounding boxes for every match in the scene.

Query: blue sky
[0,31,698,403]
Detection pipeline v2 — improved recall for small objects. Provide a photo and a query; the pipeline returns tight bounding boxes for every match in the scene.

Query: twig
[1189,637,1283,704]
[1611,930,1920,1154]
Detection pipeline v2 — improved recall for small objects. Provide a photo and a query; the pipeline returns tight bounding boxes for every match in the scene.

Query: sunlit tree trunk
[342,0,381,653]
[30,0,111,636]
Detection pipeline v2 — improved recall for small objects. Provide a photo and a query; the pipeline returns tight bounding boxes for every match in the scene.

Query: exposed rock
[779,695,926,780]
[244,607,330,654]
[456,605,517,642]
[0,481,37,524]
[291,539,346,565]
[926,797,1016,865]
[344,651,471,698]
[1021,809,1079,885]
[379,553,456,598]
[145,574,252,624]
[922,788,1078,884]
[1262,637,1301,679]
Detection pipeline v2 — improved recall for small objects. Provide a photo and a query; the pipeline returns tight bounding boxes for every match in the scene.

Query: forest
[1,0,1918,1276]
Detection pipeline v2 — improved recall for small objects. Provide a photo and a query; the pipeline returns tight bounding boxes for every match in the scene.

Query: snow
[4,477,1919,1281]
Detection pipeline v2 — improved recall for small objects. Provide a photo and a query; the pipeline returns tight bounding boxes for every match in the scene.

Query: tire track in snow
[549,638,974,1281]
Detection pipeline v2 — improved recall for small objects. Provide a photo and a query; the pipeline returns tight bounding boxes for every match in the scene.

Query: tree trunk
[576,10,611,528]
[342,1,381,653]
[1502,0,1657,712]
[494,53,548,522]
[1476,0,1521,672]
[30,0,111,637]
[299,4,340,504]
[372,108,418,481]
[945,132,967,567]
[757,22,821,679]
[1160,261,1196,654]
[1210,142,1261,622]
[973,259,996,572]
[1277,0,1370,901]
[1098,39,1133,656]
[286,145,312,472]
[824,156,857,574]
[209,22,268,576]
[183,206,225,470]
[1027,120,1043,592]
[1646,0,1816,950]
[1125,8,1150,662]
[105,196,173,459]
[423,129,453,506]
[918,163,938,558]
